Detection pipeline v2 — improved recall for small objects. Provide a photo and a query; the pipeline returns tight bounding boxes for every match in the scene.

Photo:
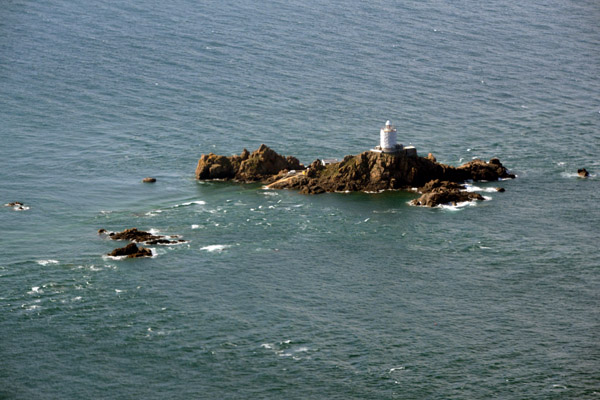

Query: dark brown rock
[142,177,156,183]
[104,228,183,245]
[578,168,589,177]
[108,243,152,258]
[411,179,485,207]
[496,187,505,192]
[195,145,305,182]
[5,202,23,207]
[197,147,514,196]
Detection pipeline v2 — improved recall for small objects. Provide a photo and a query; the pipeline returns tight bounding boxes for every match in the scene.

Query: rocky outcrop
[100,228,185,245]
[195,144,304,182]
[267,151,513,194]
[410,179,484,207]
[108,243,152,258]
[196,146,515,205]
[578,168,589,177]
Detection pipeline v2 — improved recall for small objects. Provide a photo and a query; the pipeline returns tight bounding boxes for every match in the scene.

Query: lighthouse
[380,120,397,152]
[370,120,416,156]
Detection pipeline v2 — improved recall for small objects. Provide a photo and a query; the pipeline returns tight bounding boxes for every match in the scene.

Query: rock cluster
[99,228,186,258]
[196,145,515,207]
[195,144,304,182]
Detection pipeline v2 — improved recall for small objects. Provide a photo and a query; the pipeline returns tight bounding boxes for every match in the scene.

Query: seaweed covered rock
[195,144,304,182]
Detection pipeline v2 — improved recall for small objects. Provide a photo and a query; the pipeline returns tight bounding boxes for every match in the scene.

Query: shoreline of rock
[196,145,515,207]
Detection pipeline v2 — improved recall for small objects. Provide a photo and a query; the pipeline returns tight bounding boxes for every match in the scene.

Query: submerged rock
[578,168,589,177]
[108,243,152,258]
[103,228,185,245]
[410,179,485,207]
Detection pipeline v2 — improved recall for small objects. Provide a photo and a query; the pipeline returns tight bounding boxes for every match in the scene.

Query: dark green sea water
[1,0,599,398]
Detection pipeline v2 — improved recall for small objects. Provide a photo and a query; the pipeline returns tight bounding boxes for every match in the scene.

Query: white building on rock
[371,120,417,157]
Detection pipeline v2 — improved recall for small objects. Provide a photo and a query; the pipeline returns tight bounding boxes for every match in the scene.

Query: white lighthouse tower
[380,120,398,152]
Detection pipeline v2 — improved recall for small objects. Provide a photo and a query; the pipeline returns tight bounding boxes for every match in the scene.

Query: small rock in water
[102,227,185,245]
[496,187,505,192]
[142,177,157,183]
[109,243,152,258]
[577,168,589,177]
[5,201,29,211]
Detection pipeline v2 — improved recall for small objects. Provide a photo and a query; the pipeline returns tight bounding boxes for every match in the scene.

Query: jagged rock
[195,144,304,182]
[108,243,152,258]
[578,168,589,177]
[197,147,514,196]
[496,187,505,192]
[142,177,156,183]
[427,153,436,162]
[103,228,184,245]
[457,158,515,181]
[411,179,485,207]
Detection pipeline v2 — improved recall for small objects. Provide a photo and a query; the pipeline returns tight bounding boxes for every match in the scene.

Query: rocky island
[195,121,514,207]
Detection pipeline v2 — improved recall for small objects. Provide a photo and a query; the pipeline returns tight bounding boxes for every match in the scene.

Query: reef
[195,145,515,207]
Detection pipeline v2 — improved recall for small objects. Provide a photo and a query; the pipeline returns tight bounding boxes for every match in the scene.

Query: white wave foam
[200,244,231,252]
[191,224,200,229]
[176,200,206,207]
[261,343,274,349]
[103,255,127,261]
[145,209,163,216]
[438,201,476,211]
[464,184,500,193]
[36,260,59,266]
[389,367,405,372]
[28,286,42,295]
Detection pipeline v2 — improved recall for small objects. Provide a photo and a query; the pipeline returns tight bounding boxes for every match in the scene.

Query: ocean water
[1,0,599,398]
